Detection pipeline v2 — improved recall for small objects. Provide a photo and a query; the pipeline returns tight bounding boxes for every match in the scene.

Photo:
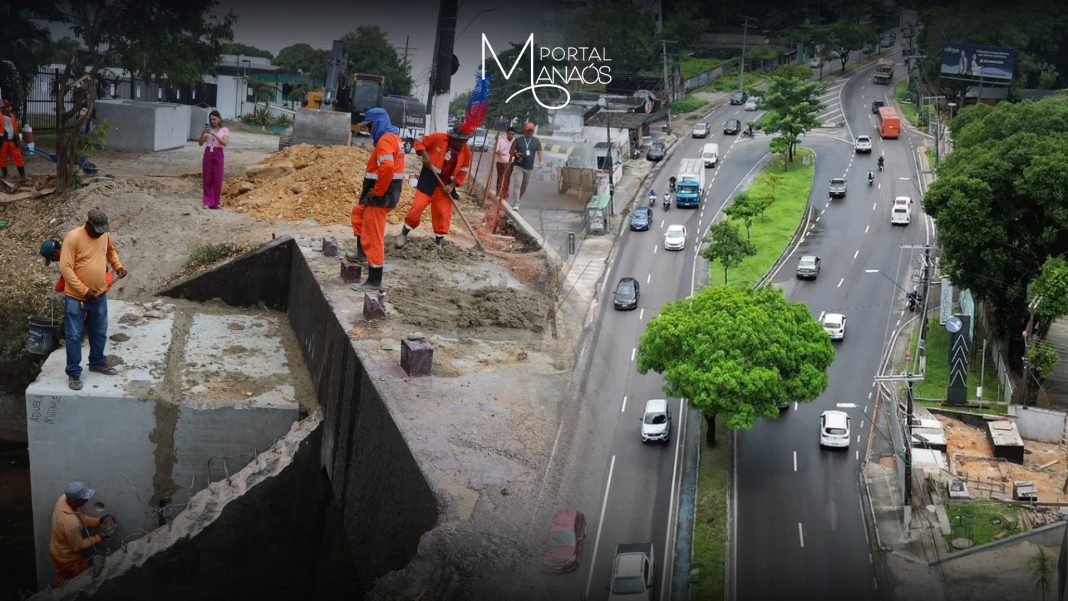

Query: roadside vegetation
[894,78,918,126]
[670,97,709,114]
[690,416,728,597]
[908,316,1003,404]
[943,501,1021,546]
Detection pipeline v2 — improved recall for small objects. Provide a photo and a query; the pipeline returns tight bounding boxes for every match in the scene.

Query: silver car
[796,255,821,279]
[640,399,672,443]
[691,122,710,138]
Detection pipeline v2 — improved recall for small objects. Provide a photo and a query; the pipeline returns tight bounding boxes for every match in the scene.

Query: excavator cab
[347,74,385,137]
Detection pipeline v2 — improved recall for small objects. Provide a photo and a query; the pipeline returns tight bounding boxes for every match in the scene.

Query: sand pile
[221,144,427,226]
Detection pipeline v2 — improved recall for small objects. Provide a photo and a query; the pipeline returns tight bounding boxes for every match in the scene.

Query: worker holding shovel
[396,126,473,250]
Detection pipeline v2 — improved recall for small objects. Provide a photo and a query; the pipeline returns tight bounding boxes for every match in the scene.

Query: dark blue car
[630,206,653,231]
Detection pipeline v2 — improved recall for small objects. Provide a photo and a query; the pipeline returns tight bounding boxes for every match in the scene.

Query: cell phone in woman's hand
[204,122,210,129]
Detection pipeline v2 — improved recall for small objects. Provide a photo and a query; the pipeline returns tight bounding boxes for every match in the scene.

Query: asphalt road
[734,54,932,600]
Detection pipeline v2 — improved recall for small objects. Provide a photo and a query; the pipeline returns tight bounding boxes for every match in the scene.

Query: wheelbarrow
[24,147,99,176]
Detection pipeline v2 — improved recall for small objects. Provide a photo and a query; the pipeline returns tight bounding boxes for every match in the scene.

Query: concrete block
[96,100,191,151]
[400,335,432,377]
[340,259,362,283]
[363,291,386,320]
[25,301,300,588]
[189,106,214,141]
[322,237,338,257]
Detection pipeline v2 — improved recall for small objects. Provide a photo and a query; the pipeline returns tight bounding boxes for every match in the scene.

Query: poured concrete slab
[25,299,308,587]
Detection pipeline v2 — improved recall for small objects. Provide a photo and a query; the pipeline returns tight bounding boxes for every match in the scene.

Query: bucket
[27,319,61,355]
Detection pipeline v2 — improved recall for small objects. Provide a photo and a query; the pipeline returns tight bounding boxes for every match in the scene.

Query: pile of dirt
[389,234,477,264]
[221,144,428,226]
[388,276,549,332]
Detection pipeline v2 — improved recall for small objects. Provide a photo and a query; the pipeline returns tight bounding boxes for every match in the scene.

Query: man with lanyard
[396,125,473,250]
[509,122,543,210]
[347,107,405,290]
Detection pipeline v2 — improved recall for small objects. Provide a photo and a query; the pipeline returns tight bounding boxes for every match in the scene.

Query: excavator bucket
[290,108,352,147]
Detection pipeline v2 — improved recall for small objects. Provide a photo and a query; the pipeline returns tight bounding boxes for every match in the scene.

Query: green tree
[760,70,823,162]
[768,136,790,165]
[247,77,276,110]
[663,0,710,54]
[1030,545,1052,601]
[0,1,53,113]
[223,42,273,60]
[723,191,766,240]
[275,43,329,80]
[701,221,756,284]
[637,286,834,447]
[35,0,235,192]
[568,0,657,75]
[825,20,871,72]
[1028,340,1059,381]
[449,91,471,118]
[341,26,412,96]
[923,97,1068,354]
[1031,257,1068,327]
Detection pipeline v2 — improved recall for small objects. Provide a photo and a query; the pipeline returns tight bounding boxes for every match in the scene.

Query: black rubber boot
[434,235,445,250]
[1,167,7,178]
[343,236,369,265]
[17,166,25,178]
[351,266,384,291]
[396,225,412,248]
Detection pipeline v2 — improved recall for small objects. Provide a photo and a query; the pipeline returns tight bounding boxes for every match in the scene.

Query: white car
[823,313,846,340]
[820,410,851,448]
[691,122,710,138]
[808,57,823,68]
[891,196,913,225]
[743,98,759,111]
[664,225,687,251]
[640,399,672,443]
[854,135,872,153]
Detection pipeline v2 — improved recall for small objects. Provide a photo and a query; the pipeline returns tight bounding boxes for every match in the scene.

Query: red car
[544,509,587,572]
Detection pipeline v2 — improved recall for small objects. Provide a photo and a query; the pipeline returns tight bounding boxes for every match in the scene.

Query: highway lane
[735,53,929,600]
[568,105,774,601]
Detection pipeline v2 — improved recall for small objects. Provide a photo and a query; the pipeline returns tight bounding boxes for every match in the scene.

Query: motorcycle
[669,177,677,192]
[906,291,922,312]
[663,194,671,211]
[868,172,874,186]
[648,190,656,207]
[878,157,884,172]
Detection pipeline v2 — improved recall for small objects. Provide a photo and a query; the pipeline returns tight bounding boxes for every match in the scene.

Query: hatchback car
[828,177,847,198]
[796,255,821,279]
[723,119,742,135]
[823,313,847,340]
[640,399,672,443]
[646,140,665,162]
[544,509,587,572]
[664,225,687,251]
[744,98,759,111]
[871,100,885,114]
[630,206,653,231]
[854,135,872,153]
[691,122,710,138]
[613,277,640,310]
[820,410,851,449]
[729,90,748,105]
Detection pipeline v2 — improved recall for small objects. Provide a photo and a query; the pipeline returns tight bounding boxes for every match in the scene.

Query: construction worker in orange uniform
[0,99,27,179]
[396,126,472,249]
[347,107,405,290]
[49,481,117,587]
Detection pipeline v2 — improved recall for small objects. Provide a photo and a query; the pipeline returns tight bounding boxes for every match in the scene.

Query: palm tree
[248,77,277,110]
[1030,546,1052,601]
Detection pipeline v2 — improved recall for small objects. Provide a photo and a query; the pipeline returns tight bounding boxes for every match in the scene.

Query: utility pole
[661,39,671,132]
[739,15,752,91]
[874,373,927,505]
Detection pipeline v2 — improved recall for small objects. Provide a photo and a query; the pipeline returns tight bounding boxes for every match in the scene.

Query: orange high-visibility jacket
[360,132,406,209]
[414,133,472,188]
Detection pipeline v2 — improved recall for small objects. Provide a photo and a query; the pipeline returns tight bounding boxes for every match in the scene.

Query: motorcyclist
[745,123,754,137]
[906,290,921,311]
[669,176,677,191]
[877,155,884,171]
[868,171,874,185]
[663,192,671,210]
[648,187,656,206]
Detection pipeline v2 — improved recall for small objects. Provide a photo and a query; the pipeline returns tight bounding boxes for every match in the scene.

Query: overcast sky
[220,0,549,102]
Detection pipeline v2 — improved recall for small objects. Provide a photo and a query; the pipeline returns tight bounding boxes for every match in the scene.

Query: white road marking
[654,244,658,254]
[837,403,857,408]
[631,348,636,362]
[639,308,645,320]
[584,455,616,598]
[621,395,628,413]
[818,311,826,322]
[798,522,805,548]
[837,278,845,288]
[868,391,873,399]
[865,224,870,234]
[820,208,826,215]
[794,401,799,411]
[857,434,861,443]
[661,399,687,601]
[872,202,877,211]
[896,319,901,327]
[647,273,651,284]
[856,450,860,460]
[815,216,821,223]
[793,451,798,472]
[661,219,665,228]
[853,249,859,259]
[862,420,865,429]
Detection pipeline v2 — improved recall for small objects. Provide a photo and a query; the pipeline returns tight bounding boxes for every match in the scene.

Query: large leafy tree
[760,69,823,162]
[341,26,412,96]
[923,96,1068,362]
[1032,257,1068,329]
[825,20,872,72]
[568,0,657,76]
[664,0,710,54]
[223,42,272,60]
[275,43,329,80]
[638,285,834,446]
[34,0,235,192]
[0,1,53,114]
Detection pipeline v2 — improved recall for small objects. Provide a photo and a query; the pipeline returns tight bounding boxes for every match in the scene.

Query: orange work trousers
[350,203,364,237]
[359,205,389,267]
[0,141,25,168]
[52,554,89,588]
[404,188,453,236]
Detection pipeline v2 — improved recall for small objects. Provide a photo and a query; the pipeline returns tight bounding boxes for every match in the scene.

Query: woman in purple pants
[198,110,229,209]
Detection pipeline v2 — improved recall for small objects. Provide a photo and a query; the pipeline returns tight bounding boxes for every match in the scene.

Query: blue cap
[40,239,60,265]
[65,481,96,502]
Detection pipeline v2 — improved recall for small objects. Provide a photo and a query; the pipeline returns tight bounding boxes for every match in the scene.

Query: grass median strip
[706,149,815,287]
[689,148,815,600]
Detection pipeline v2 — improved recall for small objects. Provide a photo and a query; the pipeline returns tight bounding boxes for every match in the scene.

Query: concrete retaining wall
[187,106,214,141]
[1010,405,1067,443]
[158,236,292,310]
[95,100,190,152]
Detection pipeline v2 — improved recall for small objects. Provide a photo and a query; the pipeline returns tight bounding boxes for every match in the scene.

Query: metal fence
[24,68,218,134]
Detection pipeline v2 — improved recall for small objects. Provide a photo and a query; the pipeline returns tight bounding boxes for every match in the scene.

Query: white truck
[702,142,719,168]
[609,543,655,601]
[675,158,705,208]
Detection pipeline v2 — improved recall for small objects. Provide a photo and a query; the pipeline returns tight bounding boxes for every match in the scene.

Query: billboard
[940,43,1014,82]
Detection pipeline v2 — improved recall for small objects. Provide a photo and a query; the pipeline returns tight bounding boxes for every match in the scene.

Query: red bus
[877,106,901,139]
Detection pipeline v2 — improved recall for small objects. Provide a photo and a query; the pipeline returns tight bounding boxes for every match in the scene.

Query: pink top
[495,135,513,163]
[206,127,229,151]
